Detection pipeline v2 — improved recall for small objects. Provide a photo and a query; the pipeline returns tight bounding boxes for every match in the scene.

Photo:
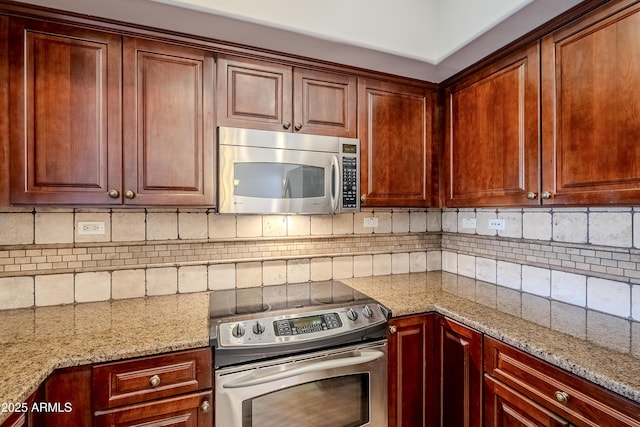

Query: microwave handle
[331,155,340,213]
[222,349,384,389]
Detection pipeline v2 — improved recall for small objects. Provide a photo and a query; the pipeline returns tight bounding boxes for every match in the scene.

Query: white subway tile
[178,265,208,293]
[147,212,178,241]
[374,211,392,234]
[288,215,311,236]
[426,210,442,232]
[409,211,427,233]
[442,210,458,232]
[587,277,630,318]
[457,254,475,278]
[333,256,354,279]
[310,258,333,281]
[288,259,310,283]
[372,254,392,276]
[263,260,287,286]
[310,215,333,235]
[35,212,74,244]
[75,272,111,302]
[392,253,410,274]
[497,261,521,290]
[476,210,498,236]
[354,212,374,234]
[112,211,146,242]
[237,215,263,238]
[0,213,33,245]
[146,267,178,295]
[589,211,632,247]
[354,255,373,277]
[522,265,551,297]
[333,214,354,235]
[552,212,587,244]
[0,277,34,309]
[426,251,442,271]
[262,215,287,237]
[208,264,236,290]
[209,214,237,239]
[522,212,552,241]
[35,274,74,306]
[178,212,208,240]
[498,210,522,239]
[392,211,410,233]
[442,251,458,273]
[551,270,586,306]
[111,269,146,299]
[634,285,640,321]
[409,252,427,273]
[457,211,476,235]
[237,262,262,287]
[476,257,496,284]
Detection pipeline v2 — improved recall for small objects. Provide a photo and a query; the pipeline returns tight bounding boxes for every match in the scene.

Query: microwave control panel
[340,141,359,211]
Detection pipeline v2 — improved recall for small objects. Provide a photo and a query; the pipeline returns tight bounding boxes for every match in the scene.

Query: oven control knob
[346,308,358,321]
[362,305,374,319]
[231,323,246,338]
[252,321,266,335]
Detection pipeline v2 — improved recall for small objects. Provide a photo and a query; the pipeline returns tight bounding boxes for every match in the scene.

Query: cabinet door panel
[358,79,434,207]
[217,55,292,132]
[293,69,356,137]
[446,43,540,207]
[9,19,122,204]
[484,375,570,427]
[542,1,640,204]
[438,317,483,427]
[388,314,435,427]
[123,38,215,205]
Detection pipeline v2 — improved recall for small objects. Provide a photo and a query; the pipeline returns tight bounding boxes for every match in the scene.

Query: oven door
[215,341,387,427]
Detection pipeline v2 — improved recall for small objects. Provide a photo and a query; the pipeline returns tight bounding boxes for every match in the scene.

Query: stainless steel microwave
[218,127,360,214]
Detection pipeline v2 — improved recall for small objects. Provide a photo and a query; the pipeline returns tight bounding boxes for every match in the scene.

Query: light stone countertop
[0,292,210,424]
[342,272,640,405]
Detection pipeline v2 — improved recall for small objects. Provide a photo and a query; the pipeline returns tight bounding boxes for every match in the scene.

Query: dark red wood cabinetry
[358,79,436,207]
[217,54,357,137]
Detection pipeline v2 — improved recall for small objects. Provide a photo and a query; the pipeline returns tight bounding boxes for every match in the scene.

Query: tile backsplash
[0,208,441,309]
[1,206,639,324]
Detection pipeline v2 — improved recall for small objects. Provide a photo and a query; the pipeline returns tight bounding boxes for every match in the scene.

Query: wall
[0,207,442,309]
[440,207,640,328]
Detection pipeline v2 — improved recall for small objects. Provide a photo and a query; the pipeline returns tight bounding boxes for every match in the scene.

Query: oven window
[242,374,369,427]
[234,163,325,199]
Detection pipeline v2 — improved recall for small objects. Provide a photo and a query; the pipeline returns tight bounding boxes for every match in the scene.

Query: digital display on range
[291,316,323,329]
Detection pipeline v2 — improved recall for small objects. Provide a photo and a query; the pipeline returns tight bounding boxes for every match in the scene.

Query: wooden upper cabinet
[541,0,640,205]
[445,42,540,207]
[358,79,435,207]
[293,68,357,137]
[9,18,122,205]
[123,37,215,206]
[217,54,357,137]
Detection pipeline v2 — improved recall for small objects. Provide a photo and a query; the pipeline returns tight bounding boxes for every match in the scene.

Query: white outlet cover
[488,218,505,230]
[77,221,106,235]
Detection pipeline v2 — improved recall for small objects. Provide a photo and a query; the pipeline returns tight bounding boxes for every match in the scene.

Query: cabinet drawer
[484,337,640,427]
[93,348,211,410]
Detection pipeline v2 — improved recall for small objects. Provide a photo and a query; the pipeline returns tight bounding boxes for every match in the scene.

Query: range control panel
[217,304,386,348]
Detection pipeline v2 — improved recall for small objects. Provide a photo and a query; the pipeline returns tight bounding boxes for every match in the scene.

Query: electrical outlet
[462,218,477,229]
[363,217,378,228]
[77,221,106,235]
[488,218,505,231]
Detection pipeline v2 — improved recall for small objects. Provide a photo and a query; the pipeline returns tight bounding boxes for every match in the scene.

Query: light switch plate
[462,218,477,229]
[363,217,378,228]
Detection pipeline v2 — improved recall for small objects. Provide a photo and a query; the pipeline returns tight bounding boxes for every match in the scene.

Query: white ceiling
[17,0,585,82]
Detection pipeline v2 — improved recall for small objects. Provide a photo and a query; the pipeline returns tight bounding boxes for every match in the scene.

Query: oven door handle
[222,349,384,389]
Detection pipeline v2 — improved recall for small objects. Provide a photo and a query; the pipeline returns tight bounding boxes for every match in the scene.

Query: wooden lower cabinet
[484,375,570,427]
[436,316,482,427]
[94,391,212,427]
[387,314,436,427]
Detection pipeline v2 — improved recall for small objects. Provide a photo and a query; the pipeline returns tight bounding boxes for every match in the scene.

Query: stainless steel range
[209,281,390,427]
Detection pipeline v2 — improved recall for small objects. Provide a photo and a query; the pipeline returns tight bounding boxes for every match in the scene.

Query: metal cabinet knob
[124,190,135,199]
[283,121,291,130]
[526,192,537,200]
[555,391,569,404]
[200,400,211,413]
[149,375,161,388]
[360,194,367,203]
[541,191,552,200]
[388,325,397,334]
[108,190,120,199]
[294,122,303,131]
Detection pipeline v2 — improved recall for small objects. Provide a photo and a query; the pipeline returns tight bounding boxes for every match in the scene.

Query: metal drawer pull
[555,390,569,404]
[149,374,161,388]
[526,192,537,200]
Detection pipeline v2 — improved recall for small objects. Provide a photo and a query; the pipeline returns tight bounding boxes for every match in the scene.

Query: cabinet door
[446,43,540,207]
[541,0,640,205]
[484,375,570,427]
[293,68,357,137]
[9,18,122,205]
[123,37,215,206]
[94,391,212,427]
[437,316,483,427]
[387,314,436,427]
[358,79,435,207]
[44,365,92,427]
[217,54,292,132]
